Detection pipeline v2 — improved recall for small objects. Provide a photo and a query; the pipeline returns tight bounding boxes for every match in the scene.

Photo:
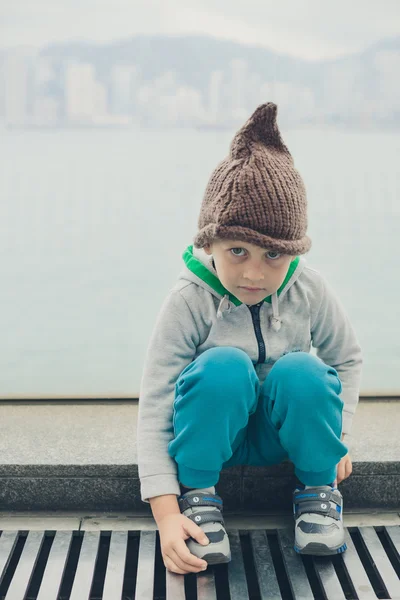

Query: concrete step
[0,400,398,512]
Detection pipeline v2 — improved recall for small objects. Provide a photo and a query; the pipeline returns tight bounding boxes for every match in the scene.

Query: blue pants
[167,348,348,488]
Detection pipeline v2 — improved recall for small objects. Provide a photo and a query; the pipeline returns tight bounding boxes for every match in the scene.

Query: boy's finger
[183,521,210,546]
[169,547,202,573]
[164,555,186,575]
[174,539,208,569]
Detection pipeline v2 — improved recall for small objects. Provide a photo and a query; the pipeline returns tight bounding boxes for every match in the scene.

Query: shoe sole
[294,542,347,555]
[202,552,231,564]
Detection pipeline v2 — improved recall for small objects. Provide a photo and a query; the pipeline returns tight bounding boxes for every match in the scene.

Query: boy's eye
[230,248,245,256]
[230,248,282,260]
[266,251,281,260]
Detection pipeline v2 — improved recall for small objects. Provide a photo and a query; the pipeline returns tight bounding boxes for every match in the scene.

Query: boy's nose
[243,266,264,282]
[243,271,265,283]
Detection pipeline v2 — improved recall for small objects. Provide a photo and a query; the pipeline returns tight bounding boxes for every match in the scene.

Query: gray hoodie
[137,245,362,503]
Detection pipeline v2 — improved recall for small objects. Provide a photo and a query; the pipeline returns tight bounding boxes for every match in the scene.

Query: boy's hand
[158,513,210,574]
[335,453,352,485]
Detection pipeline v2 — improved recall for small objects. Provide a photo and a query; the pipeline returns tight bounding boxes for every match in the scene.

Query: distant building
[3,52,32,126]
[32,57,60,125]
[168,85,206,126]
[246,71,263,110]
[65,63,108,122]
[374,51,400,120]
[229,59,249,121]
[110,64,140,116]
[137,70,180,126]
[259,81,315,124]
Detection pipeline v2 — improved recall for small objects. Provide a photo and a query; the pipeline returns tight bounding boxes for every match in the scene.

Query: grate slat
[313,556,346,599]
[166,569,186,599]
[342,530,376,599]
[385,525,400,555]
[227,529,250,600]
[5,530,44,600]
[36,530,73,600]
[359,526,400,600]
[69,531,100,600]
[277,528,314,599]
[0,532,18,585]
[102,531,128,600]
[197,569,217,600]
[250,530,282,599]
[135,530,156,600]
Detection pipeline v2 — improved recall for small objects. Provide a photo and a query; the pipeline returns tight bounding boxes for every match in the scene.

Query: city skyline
[1,33,399,130]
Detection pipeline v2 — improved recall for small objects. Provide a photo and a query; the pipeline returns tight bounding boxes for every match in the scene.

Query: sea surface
[0,125,399,398]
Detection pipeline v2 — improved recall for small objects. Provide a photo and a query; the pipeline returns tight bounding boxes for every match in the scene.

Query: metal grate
[0,526,399,599]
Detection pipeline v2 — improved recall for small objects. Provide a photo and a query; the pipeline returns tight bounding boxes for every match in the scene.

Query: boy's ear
[203,244,212,255]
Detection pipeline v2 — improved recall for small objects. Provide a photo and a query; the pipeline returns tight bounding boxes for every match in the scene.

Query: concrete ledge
[0,459,398,479]
[0,400,398,512]
[0,511,399,531]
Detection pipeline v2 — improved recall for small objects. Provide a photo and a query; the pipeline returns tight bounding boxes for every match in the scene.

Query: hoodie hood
[179,245,306,332]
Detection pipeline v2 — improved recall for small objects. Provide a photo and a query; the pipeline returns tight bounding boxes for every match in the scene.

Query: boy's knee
[272,351,325,379]
[178,346,257,397]
[268,351,342,400]
[198,346,254,375]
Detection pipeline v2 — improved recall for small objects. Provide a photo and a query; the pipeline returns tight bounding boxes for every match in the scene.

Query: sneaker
[292,485,347,555]
[178,490,231,564]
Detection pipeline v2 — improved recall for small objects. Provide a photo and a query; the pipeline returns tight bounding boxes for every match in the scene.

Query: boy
[137,102,362,575]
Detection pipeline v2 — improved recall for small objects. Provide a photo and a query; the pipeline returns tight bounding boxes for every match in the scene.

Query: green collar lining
[182,245,299,306]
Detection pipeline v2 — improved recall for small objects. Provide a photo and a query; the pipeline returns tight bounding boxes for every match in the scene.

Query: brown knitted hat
[193,102,311,255]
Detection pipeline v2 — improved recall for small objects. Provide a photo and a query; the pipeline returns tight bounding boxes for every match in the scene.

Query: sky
[1,0,399,61]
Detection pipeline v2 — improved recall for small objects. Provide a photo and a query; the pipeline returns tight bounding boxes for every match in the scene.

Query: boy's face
[204,239,294,305]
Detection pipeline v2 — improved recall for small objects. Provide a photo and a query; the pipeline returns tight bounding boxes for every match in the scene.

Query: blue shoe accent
[202,497,222,503]
[293,542,347,555]
[295,493,319,499]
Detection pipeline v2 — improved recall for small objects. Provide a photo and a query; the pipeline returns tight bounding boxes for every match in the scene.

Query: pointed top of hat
[229,102,291,161]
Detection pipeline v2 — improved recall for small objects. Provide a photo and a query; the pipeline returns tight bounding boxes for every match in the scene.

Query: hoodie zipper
[247,302,266,364]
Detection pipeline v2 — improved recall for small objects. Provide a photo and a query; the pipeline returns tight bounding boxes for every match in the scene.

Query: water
[0,125,399,398]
